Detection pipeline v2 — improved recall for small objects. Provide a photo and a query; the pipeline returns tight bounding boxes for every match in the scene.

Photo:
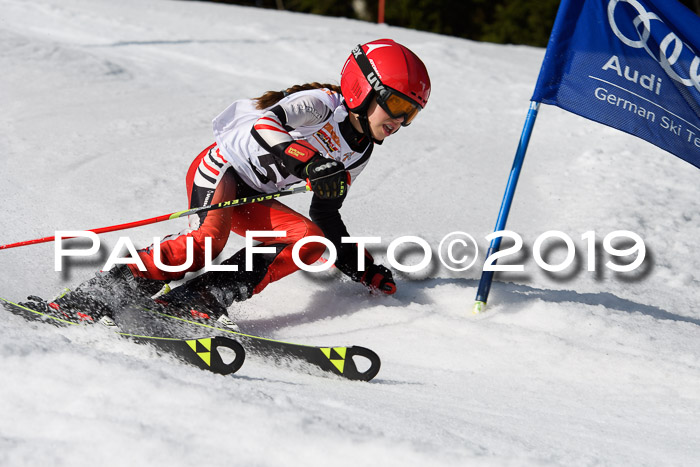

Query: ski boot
[154,245,279,332]
[21,264,164,327]
[21,291,118,327]
[155,271,252,332]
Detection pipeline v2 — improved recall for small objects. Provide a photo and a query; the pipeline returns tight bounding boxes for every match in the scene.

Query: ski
[140,305,381,382]
[0,297,245,375]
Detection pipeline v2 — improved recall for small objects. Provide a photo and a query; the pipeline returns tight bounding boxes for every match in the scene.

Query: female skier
[29,39,431,327]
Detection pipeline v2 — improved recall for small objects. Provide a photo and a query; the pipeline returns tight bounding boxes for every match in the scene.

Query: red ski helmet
[340,39,431,126]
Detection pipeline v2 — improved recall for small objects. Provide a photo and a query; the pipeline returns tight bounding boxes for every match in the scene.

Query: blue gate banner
[532,0,700,169]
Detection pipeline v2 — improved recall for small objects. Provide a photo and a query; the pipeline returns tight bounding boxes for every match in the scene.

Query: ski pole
[0,185,311,250]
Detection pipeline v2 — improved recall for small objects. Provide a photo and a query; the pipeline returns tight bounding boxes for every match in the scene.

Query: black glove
[305,157,348,199]
[360,263,396,295]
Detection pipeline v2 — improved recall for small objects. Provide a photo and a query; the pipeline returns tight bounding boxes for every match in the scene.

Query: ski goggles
[352,45,422,126]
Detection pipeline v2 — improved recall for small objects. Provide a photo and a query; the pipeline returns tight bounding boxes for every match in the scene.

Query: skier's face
[366,98,403,141]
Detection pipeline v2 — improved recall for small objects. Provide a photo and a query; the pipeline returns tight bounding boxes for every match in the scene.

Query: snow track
[1,0,699,465]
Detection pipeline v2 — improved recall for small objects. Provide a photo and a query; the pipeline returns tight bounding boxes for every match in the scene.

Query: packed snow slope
[1,0,699,465]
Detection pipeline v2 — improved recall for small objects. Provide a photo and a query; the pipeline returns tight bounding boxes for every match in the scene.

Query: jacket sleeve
[309,194,371,282]
[250,94,332,178]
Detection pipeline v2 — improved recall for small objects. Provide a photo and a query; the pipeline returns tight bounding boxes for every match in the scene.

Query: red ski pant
[129,143,324,296]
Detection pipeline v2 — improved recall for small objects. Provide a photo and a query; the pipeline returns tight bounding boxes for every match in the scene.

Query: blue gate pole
[473,101,540,314]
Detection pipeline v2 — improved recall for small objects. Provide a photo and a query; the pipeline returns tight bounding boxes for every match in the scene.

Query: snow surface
[1,0,700,465]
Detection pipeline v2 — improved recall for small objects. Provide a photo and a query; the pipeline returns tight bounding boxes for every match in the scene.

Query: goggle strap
[351,44,391,102]
[351,44,420,126]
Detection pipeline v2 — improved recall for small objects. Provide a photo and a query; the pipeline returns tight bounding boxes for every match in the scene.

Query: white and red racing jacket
[211,88,373,194]
[209,88,376,281]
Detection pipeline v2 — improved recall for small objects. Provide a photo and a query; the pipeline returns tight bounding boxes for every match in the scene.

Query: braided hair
[254,82,342,110]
